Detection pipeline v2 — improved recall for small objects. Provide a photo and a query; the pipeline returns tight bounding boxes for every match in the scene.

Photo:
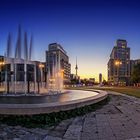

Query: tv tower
[75,57,78,76]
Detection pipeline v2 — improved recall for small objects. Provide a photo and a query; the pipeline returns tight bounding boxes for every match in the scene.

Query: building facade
[0,56,45,83]
[108,39,131,85]
[46,43,71,85]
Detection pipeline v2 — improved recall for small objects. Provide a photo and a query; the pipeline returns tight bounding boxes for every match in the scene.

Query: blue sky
[0,0,140,80]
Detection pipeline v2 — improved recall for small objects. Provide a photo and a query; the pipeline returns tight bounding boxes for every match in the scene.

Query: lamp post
[114,60,122,85]
[27,71,30,94]
[0,62,5,87]
[39,63,44,88]
[37,63,44,93]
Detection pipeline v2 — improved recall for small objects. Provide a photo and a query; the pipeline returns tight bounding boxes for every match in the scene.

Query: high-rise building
[46,43,71,85]
[99,73,102,84]
[108,39,131,85]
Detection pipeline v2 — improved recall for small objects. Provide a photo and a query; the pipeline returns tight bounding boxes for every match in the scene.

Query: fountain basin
[0,90,108,115]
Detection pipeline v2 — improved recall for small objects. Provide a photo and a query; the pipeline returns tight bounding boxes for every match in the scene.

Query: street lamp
[37,63,45,93]
[114,60,122,85]
[0,62,5,65]
[39,63,44,86]
[39,64,45,68]
[0,62,5,87]
[114,60,122,66]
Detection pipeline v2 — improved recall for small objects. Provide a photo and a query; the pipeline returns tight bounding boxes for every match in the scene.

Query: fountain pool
[0,90,108,115]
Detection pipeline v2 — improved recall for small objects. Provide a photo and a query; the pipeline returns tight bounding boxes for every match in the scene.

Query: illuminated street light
[114,60,122,66]
[0,62,5,66]
[39,63,44,68]
[114,60,122,84]
[39,63,45,88]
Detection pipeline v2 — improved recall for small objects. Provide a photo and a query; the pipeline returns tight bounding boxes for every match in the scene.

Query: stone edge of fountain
[0,90,108,115]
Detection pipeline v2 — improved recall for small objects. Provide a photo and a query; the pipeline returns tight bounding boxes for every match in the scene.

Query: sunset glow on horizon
[0,0,140,81]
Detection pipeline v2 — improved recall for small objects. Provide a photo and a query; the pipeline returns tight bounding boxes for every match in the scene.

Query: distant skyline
[0,0,140,81]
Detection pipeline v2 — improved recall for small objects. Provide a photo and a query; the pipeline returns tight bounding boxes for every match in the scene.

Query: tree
[102,80,108,85]
[131,63,140,84]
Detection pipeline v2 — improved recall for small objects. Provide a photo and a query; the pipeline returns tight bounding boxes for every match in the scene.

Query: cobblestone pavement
[0,92,140,140]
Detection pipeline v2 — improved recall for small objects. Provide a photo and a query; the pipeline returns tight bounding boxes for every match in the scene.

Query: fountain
[1,26,39,94]
[47,55,64,93]
[0,26,65,95]
[0,26,108,115]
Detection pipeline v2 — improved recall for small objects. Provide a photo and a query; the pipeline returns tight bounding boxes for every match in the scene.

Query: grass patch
[105,87,140,97]
[0,96,110,128]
